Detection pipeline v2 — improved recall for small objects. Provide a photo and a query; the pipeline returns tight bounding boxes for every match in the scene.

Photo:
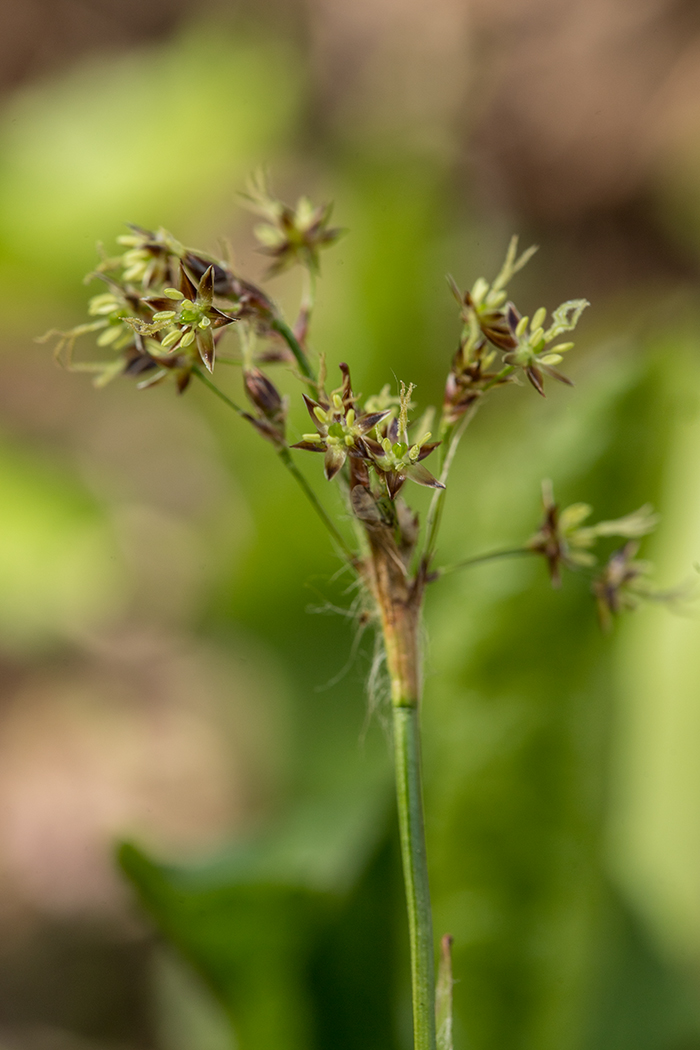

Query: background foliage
[1,5,700,1050]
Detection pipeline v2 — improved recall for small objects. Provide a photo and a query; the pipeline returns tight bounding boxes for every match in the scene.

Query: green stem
[193,367,353,560]
[393,702,436,1050]
[422,407,476,562]
[483,364,515,390]
[436,546,531,577]
[271,316,316,384]
[277,447,354,560]
[193,365,248,416]
[368,532,435,1050]
[421,365,516,565]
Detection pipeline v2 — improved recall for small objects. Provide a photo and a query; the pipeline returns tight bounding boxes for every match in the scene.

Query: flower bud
[244,367,284,419]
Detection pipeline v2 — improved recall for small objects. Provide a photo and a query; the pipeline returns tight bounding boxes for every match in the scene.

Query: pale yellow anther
[88,294,118,315]
[515,316,529,338]
[470,277,489,305]
[97,326,121,347]
[531,307,546,331]
[161,330,181,349]
[123,265,146,281]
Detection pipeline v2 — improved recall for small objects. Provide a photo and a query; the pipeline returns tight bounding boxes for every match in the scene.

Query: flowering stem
[484,364,514,390]
[193,368,353,560]
[364,534,435,1050]
[393,700,436,1050]
[193,365,248,415]
[277,447,355,560]
[436,546,532,576]
[422,408,476,563]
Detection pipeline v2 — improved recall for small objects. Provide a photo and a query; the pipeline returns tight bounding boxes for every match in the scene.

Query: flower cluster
[518,482,689,627]
[49,182,680,633]
[527,481,658,587]
[443,238,589,421]
[292,368,442,499]
[47,224,290,394]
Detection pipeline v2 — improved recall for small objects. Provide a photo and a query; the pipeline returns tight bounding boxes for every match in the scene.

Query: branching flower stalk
[47,174,673,1050]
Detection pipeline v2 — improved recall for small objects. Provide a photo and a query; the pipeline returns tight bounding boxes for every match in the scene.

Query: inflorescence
[45,173,677,628]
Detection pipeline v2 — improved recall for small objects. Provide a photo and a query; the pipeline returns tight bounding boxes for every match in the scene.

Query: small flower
[592,542,653,631]
[501,299,589,396]
[450,237,539,353]
[362,382,443,498]
[127,264,237,374]
[184,251,278,332]
[527,480,658,587]
[363,430,444,499]
[85,286,141,350]
[242,170,344,276]
[291,364,391,480]
[100,224,184,289]
[444,240,539,421]
[43,279,163,388]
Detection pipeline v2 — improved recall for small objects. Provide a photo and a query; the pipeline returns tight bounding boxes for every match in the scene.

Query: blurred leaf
[120,841,327,1050]
[583,887,700,1050]
[306,824,405,1050]
[119,818,405,1050]
[612,334,700,971]
[153,948,237,1050]
[424,348,700,1050]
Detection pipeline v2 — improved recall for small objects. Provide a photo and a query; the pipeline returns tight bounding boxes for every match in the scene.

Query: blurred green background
[1,2,700,1049]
